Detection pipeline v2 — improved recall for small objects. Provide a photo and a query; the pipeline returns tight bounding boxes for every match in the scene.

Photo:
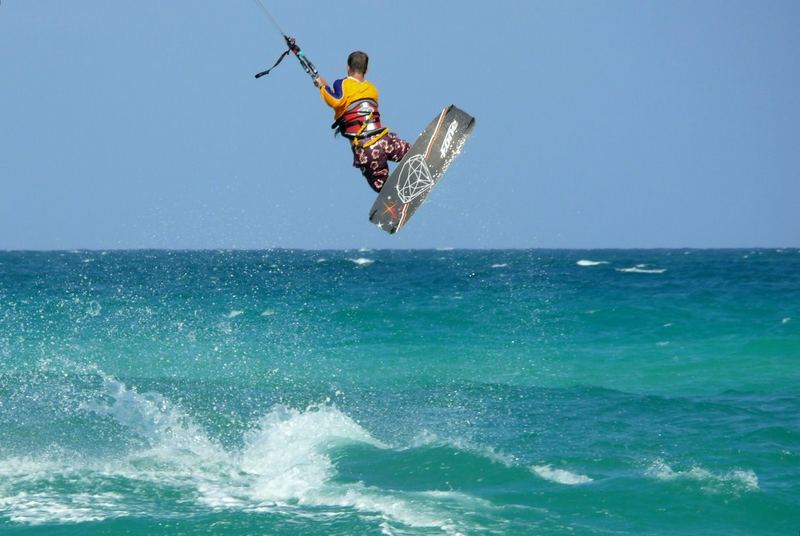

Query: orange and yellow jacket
[320,77,379,119]
[320,77,385,141]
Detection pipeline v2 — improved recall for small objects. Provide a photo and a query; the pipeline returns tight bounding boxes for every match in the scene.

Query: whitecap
[491,263,508,269]
[3,367,480,533]
[349,258,374,266]
[240,405,385,502]
[261,309,276,317]
[0,372,228,524]
[645,459,758,492]
[615,267,666,274]
[82,371,224,459]
[576,260,608,267]
[233,407,473,532]
[782,317,791,325]
[409,430,517,466]
[531,464,593,485]
[226,310,244,319]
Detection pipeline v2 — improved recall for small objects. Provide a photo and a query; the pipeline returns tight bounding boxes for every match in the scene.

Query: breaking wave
[0,370,481,533]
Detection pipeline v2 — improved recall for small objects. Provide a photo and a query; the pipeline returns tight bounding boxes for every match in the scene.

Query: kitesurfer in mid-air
[315,51,410,193]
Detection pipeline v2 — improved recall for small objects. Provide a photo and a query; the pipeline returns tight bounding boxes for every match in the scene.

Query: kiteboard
[369,105,475,234]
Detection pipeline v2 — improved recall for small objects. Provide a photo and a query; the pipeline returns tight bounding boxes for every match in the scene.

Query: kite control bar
[285,36,319,80]
[255,35,319,82]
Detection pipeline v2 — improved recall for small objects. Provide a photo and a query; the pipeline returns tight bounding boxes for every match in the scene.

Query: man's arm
[318,78,345,108]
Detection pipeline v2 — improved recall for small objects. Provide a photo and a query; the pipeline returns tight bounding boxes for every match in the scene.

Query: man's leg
[353,141,389,192]
[384,133,411,163]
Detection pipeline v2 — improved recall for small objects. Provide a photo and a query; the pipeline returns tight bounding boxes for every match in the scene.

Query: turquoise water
[1,249,798,535]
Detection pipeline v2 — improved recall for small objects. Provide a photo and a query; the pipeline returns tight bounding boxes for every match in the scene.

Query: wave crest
[531,464,593,485]
[645,459,759,493]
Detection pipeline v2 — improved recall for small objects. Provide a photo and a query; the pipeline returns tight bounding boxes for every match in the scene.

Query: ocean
[0,249,798,535]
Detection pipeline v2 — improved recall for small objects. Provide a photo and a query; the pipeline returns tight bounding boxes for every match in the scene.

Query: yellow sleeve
[319,78,346,112]
[320,85,341,107]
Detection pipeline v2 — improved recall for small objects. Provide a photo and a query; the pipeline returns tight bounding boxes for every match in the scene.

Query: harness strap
[332,99,381,130]
[330,98,387,146]
[355,128,389,148]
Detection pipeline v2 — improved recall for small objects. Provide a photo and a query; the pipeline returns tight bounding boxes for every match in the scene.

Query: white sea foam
[0,492,124,525]
[576,260,608,267]
[82,372,224,460]
[616,266,667,274]
[226,310,244,319]
[240,405,384,501]
[491,263,508,268]
[86,301,102,317]
[1,369,475,533]
[645,460,759,493]
[261,309,276,317]
[409,430,517,466]
[782,317,791,325]
[212,406,469,533]
[349,258,374,266]
[0,455,135,525]
[531,464,593,485]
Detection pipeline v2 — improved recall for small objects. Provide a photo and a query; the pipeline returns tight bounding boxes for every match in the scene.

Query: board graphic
[369,105,475,234]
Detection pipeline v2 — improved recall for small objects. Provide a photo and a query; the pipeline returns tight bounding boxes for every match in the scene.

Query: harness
[331,99,389,148]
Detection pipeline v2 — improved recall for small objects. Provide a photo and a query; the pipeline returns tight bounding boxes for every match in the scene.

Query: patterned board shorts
[352,132,411,192]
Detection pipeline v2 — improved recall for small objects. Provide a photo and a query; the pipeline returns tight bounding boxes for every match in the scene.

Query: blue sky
[1,1,798,249]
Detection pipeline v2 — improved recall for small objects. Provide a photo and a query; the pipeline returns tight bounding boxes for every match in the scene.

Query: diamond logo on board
[396,155,434,203]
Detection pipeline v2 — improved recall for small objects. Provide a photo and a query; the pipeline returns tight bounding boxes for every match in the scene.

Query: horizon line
[2,246,799,253]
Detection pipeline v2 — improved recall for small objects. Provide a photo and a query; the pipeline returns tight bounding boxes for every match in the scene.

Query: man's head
[347,51,369,76]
